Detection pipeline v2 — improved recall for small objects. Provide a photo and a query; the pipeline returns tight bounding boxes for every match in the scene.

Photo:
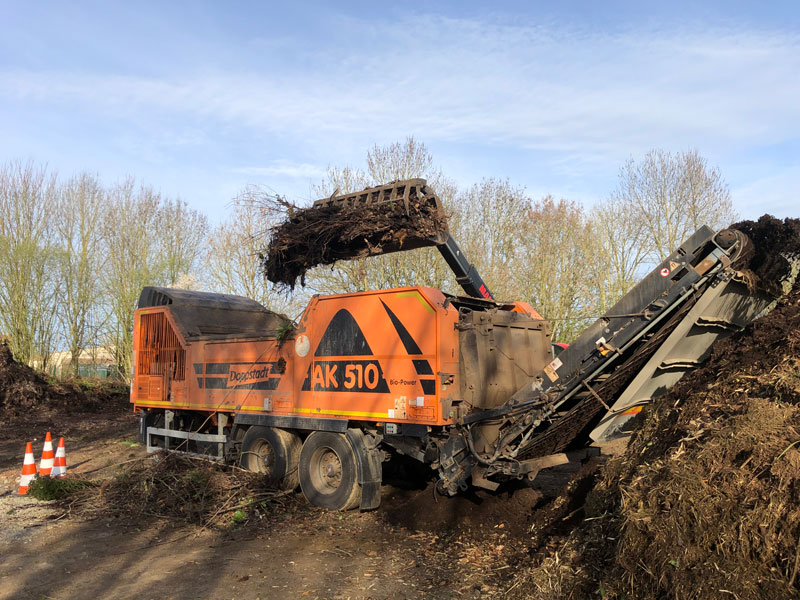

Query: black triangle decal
[314,309,373,356]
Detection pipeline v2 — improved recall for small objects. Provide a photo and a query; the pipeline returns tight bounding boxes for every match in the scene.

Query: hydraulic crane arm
[436,235,493,300]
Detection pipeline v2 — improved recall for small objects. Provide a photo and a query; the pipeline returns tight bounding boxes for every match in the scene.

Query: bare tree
[611,149,736,262]
[366,137,436,187]
[453,178,529,300]
[590,197,649,312]
[56,172,106,376]
[159,197,209,286]
[0,160,60,367]
[102,179,165,381]
[205,197,303,317]
[512,197,596,342]
[316,165,370,201]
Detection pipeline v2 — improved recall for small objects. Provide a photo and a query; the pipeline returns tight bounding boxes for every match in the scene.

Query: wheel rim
[311,446,342,494]
[251,439,275,474]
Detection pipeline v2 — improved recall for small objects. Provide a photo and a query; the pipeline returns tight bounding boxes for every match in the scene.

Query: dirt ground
[0,407,599,600]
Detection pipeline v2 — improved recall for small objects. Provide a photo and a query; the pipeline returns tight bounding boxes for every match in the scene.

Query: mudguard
[346,428,383,510]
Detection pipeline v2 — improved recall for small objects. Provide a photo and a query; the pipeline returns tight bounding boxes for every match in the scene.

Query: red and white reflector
[51,437,67,478]
[18,442,37,494]
[39,431,54,476]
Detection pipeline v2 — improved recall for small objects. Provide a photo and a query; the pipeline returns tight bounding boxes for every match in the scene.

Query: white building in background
[47,346,119,379]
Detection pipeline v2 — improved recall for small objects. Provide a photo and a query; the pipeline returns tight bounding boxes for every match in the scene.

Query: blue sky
[1,1,798,222]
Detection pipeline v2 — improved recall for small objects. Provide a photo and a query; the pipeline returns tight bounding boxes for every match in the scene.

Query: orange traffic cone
[51,437,67,478]
[39,432,54,477]
[18,442,37,494]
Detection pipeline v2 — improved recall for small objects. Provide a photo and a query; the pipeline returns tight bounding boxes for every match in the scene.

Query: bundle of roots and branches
[259,191,448,288]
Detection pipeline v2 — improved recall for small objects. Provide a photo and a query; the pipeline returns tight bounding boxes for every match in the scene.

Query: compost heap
[514,216,800,600]
[0,342,66,416]
[261,187,448,288]
[0,342,124,420]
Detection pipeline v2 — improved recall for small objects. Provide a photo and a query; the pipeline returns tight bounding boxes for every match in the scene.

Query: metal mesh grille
[138,312,185,381]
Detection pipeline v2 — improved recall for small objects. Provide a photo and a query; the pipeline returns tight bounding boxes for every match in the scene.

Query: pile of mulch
[260,186,448,288]
[56,453,296,527]
[382,480,546,540]
[601,284,799,598]
[0,341,75,420]
[0,342,128,422]
[733,216,800,293]
[509,216,800,600]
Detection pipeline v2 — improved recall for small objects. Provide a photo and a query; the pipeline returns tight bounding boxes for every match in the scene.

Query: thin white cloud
[1,14,798,213]
[732,167,800,220]
[2,18,798,164]
[232,161,326,180]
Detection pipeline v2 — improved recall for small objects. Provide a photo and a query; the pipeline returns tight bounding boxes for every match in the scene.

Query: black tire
[299,432,361,511]
[240,426,301,491]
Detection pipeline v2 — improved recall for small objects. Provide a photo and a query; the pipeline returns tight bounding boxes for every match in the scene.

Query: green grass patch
[27,476,96,501]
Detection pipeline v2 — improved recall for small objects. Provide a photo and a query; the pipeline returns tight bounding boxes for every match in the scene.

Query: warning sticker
[393,397,407,420]
[295,334,310,357]
[543,357,563,382]
[669,260,680,271]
